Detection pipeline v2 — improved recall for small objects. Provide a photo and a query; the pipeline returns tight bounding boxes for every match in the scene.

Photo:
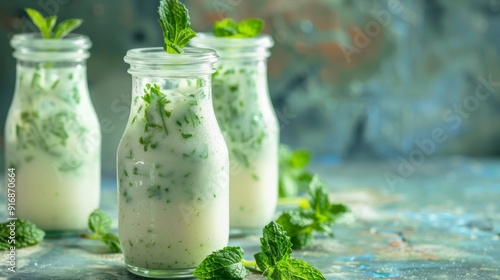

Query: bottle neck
[131,75,211,100]
[190,33,274,61]
[11,33,91,63]
[125,47,218,118]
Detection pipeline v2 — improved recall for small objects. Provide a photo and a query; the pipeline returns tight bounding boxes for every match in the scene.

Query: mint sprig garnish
[194,221,325,280]
[0,219,45,250]
[213,18,264,38]
[81,209,122,253]
[25,8,82,39]
[157,0,197,54]
[276,176,349,249]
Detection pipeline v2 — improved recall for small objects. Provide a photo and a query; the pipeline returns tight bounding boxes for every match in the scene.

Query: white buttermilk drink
[191,34,279,232]
[5,34,100,232]
[119,48,228,277]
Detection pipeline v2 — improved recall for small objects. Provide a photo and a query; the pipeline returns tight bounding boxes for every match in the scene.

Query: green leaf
[276,210,312,237]
[237,18,264,37]
[193,246,248,280]
[276,176,349,249]
[213,17,264,38]
[0,219,45,250]
[157,0,197,54]
[287,259,326,280]
[25,8,50,38]
[290,232,315,250]
[257,221,292,268]
[45,15,57,35]
[308,176,348,228]
[254,251,269,272]
[308,176,331,215]
[254,221,326,279]
[276,210,315,249]
[289,149,311,168]
[102,232,122,253]
[53,19,83,39]
[213,18,239,37]
[88,209,112,236]
[25,8,82,39]
[83,209,122,253]
[279,145,314,198]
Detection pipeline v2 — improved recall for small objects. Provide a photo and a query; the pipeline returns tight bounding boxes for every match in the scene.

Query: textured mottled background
[1,0,500,176]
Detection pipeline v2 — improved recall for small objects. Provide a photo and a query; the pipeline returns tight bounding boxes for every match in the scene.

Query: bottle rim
[124,47,218,76]
[11,33,91,62]
[189,33,274,59]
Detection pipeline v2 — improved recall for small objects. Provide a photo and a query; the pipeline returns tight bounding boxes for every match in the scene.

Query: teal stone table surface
[1,157,499,279]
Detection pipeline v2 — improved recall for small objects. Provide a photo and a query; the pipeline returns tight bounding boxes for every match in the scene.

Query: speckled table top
[1,157,499,280]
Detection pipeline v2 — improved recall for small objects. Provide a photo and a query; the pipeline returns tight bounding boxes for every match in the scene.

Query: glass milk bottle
[5,34,101,233]
[191,34,279,234]
[118,47,229,278]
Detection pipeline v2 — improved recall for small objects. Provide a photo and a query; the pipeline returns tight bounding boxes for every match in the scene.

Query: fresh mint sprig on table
[276,176,349,249]
[25,8,82,39]
[213,18,264,38]
[0,219,45,250]
[81,209,122,253]
[255,222,325,279]
[157,0,197,54]
[194,221,325,280]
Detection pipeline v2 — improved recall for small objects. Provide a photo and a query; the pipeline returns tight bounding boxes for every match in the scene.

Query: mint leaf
[289,149,311,168]
[53,19,83,39]
[254,251,269,273]
[276,176,348,249]
[193,246,248,280]
[25,8,51,38]
[25,7,82,39]
[255,221,326,279]
[308,177,348,235]
[275,210,315,249]
[213,18,239,37]
[157,0,197,54]
[279,145,314,197]
[287,259,325,279]
[82,209,122,253]
[102,232,122,253]
[45,15,57,35]
[88,209,112,235]
[196,222,325,279]
[213,18,264,38]
[237,18,264,37]
[256,221,292,268]
[0,219,45,250]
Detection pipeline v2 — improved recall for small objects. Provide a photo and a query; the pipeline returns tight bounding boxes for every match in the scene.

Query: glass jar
[5,34,101,234]
[190,34,279,234]
[119,47,229,278]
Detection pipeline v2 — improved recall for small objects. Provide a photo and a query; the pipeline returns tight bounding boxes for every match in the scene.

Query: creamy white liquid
[15,155,100,230]
[118,81,229,270]
[212,63,279,229]
[229,152,277,228]
[5,64,101,231]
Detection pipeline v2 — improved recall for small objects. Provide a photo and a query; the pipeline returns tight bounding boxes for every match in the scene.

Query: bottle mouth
[124,47,218,76]
[189,33,274,59]
[11,33,91,62]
